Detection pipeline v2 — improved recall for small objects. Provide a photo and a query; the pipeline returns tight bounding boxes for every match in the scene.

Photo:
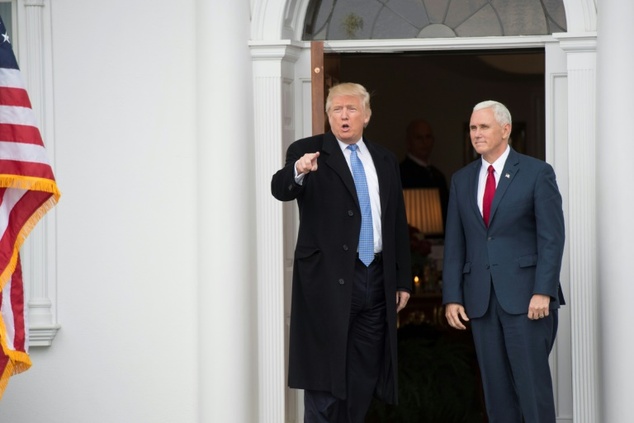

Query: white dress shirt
[477,145,510,216]
[339,139,382,253]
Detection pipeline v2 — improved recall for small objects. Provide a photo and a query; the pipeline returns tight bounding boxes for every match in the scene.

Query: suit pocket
[518,254,538,268]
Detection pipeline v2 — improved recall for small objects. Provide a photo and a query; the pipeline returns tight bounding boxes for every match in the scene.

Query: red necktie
[483,165,495,227]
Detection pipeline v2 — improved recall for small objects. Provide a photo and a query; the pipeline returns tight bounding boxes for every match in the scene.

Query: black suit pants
[304,256,386,423]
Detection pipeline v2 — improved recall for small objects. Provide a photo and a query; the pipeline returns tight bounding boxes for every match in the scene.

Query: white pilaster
[556,33,599,423]
[250,40,302,423]
[16,0,60,346]
[596,0,634,421]
[197,1,256,422]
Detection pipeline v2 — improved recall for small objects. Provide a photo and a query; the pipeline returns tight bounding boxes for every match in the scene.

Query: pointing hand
[296,152,320,175]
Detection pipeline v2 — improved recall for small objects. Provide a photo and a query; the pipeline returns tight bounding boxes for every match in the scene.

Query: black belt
[357,252,382,263]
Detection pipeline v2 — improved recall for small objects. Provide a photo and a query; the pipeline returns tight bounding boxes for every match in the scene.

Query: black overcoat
[271,132,412,403]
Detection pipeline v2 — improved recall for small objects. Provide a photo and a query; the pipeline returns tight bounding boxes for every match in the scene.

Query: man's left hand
[528,294,551,320]
[396,291,410,312]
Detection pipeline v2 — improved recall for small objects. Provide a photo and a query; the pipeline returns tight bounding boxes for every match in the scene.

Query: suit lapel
[468,161,483,224]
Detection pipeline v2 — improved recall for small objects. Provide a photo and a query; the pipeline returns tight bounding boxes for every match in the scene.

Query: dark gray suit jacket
[442,148,565,318]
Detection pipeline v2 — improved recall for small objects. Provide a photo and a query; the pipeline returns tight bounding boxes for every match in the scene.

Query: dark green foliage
[367,324,486,423]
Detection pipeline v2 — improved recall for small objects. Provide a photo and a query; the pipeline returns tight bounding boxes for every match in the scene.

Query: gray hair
[473,100,512,126]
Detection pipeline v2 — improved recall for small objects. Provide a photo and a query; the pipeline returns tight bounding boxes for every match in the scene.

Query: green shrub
[367,324,485,423]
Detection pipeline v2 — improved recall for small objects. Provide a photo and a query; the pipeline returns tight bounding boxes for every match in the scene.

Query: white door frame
[250,2,598,422]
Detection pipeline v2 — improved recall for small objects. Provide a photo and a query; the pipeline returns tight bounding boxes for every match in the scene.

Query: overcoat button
[338,279,345,285]
[343,245,349,251]
[348,210,354,216]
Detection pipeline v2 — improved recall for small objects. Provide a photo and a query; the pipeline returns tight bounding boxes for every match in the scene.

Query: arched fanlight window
[303,0,567,40]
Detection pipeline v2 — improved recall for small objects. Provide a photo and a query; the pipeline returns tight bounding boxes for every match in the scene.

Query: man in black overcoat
[271,82,412,423]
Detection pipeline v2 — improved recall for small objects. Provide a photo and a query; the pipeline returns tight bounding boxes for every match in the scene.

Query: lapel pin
[505,173,510,179]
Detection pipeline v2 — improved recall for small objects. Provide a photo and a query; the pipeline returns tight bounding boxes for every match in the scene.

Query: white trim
[323,35,558,52]
[562,0,597,32]
[262,35,561,53]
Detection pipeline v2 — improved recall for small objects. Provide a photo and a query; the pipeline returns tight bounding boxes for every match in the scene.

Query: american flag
[0,15,60,399]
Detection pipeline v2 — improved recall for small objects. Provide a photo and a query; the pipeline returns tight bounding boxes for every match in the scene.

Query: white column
[596,0,634,421]
[250,40,302,423]
[556,33,599,423]
[197,2,256,422]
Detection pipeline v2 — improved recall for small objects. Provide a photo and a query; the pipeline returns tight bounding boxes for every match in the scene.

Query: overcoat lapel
[321,132,358,207]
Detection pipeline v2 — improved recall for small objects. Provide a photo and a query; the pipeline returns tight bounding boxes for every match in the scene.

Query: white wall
[0,1,201,421]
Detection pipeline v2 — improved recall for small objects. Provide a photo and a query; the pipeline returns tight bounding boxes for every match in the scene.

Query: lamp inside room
[402,188,444,236]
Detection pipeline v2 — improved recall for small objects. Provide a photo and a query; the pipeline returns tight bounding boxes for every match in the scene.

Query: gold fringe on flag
[0,178,60,291]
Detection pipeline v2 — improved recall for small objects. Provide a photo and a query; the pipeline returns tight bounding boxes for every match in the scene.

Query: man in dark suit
[399,119,449,225]
[271,82,412,423]
[442,100,565,423]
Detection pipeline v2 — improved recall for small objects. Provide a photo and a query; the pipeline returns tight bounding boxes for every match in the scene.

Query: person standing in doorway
[271,82,412,423]
[399,118,449,225]
[442,100,565,423]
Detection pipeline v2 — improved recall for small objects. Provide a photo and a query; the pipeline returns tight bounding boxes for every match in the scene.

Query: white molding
[555,33,599,423]
[562,0,597,32]
[15,0,59,347]
[27,324,60,347]
[265,35,560,53]
[323,35,557,52]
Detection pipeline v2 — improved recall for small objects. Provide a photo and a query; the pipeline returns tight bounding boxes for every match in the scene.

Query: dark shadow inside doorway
[334,49,545,177]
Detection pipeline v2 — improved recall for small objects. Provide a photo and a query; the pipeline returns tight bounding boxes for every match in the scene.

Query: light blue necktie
[348,144,374,266]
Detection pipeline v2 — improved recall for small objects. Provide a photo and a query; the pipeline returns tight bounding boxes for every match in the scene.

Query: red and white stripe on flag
[0,258,28,396]
[0,14,60,400]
